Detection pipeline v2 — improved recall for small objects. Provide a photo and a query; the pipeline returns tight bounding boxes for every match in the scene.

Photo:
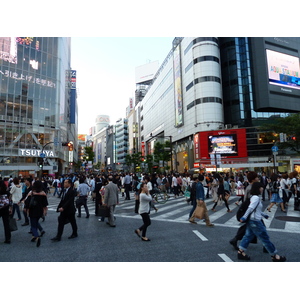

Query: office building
[0,37,77,177]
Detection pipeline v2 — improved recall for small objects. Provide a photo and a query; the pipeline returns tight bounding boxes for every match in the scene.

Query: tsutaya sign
[19,149,55,157]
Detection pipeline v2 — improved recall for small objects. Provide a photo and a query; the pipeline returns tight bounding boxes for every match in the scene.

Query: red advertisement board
[194,129,247,164]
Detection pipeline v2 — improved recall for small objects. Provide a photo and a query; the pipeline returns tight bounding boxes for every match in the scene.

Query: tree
[153,140,172,172]
[260,113,300,154]
[83,146,95,163]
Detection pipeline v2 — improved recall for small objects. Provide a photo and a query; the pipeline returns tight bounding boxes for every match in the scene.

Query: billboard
[173,44,183,127]
[135,61,159,84]
[266,49,300,90]
[194,129,247,162]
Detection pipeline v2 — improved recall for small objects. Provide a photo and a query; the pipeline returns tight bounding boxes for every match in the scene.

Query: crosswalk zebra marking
[192,230,208,241]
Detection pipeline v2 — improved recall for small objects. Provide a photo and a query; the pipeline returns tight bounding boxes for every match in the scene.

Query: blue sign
[40,153,46,158]
[272,146,278,152]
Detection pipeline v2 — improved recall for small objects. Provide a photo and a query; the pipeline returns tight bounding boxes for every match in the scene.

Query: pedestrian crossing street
[46,192,300,234]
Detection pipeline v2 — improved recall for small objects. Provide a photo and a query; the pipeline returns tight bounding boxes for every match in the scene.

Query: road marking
[218,254,233,262]
[192,230,208,241]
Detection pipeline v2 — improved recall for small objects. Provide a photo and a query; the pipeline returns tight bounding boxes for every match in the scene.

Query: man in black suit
[51,179,78,241]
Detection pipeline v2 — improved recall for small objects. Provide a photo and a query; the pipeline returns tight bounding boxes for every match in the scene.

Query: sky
[71,37,175,134]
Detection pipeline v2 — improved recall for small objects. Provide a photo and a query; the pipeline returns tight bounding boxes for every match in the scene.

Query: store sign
[19,149,55,157]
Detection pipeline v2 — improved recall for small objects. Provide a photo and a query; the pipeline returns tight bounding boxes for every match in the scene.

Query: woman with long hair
[238,181,286,262]
[24,180,48,247]
[134,183,152,241]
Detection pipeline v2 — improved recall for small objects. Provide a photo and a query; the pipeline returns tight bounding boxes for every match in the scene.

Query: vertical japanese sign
[173,45,183,127]
[194,133,200,160]
[70,70,76,124]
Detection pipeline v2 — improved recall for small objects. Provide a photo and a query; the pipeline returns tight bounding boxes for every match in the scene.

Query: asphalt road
[1,190,299,262]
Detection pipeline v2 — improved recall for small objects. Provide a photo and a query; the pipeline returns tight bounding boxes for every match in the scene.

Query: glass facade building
[0,37,76,177]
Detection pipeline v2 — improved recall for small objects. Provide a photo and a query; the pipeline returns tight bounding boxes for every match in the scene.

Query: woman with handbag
[211,177,231,212]
[24,180,48,247]
[235,175,245,206]
[0,180,12,244]
[267,174,286,212]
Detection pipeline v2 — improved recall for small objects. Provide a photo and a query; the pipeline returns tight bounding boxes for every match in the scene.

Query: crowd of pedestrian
[1,169,298,261]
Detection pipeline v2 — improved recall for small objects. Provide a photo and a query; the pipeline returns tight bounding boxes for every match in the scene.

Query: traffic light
[292,136,297,141]
[68,141,73,151]
[37,157,43,168]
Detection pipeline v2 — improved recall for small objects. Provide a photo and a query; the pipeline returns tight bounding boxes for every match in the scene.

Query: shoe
[189,219,197,224]
[235,202,239,206]
[237,250,250,261]
[16,219,21,221]
[229,238,239,250]
[77,215,81,218]
[106,222,116,227]
[40,231,45,237]
[211,209,216,212]
[267,208,271,212]
[4,240,11,244]
[134,229,141,238]
[206,223,214,227]
[68,234,78,239]
[281,209,286,213]
[31,237,37,242]
[21,222,29,226]
[141,237,151,242]
[36,238,41,247]
[272,255,286,262]
[51,237,61,242]
[86,214,90,218]
[227,210,232,213]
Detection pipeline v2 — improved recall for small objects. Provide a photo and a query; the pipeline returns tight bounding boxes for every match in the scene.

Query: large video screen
[266,49,300,90]
[208,134,238,156]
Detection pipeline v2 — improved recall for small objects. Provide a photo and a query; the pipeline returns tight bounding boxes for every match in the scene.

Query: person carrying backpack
[237,181,286,262]
[229,171,259,250]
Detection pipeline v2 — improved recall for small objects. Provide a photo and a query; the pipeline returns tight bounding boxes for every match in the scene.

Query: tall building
[139,37,300,173]
[0,37,76,177]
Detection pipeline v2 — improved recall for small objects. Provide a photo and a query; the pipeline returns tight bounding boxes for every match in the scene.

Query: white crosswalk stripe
[46,192,300,233]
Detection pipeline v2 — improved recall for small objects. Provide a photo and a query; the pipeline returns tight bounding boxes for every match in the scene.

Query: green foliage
[260,113,300,153]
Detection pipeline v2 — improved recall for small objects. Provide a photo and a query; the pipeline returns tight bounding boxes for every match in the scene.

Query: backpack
[236,196,260,222]
[29,195,38,208]
[53,181,57,188]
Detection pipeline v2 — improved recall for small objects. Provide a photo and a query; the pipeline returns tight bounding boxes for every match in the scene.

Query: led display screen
[208,134,238,156]
[266,49,300,90]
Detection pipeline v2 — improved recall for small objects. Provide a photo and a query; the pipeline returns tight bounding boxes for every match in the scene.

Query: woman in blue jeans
[238,181,286,262]
[25,180,48,247]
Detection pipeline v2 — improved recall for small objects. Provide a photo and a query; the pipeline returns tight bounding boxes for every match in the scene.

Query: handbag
[9,217,18,232]
[193,205,205,219]
[97,205,110,217]
[236,187,244,196]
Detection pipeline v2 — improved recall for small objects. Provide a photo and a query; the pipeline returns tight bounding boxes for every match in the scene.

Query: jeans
[239,220,277,255]
[30,217,43,238]
[12,203,21,219]
[189,200,197,218]
[77,197,89,217]
[53,187,59,196]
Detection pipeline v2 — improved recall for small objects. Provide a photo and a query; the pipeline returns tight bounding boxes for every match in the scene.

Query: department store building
[139,37,300,174]
[0,37,77,178]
